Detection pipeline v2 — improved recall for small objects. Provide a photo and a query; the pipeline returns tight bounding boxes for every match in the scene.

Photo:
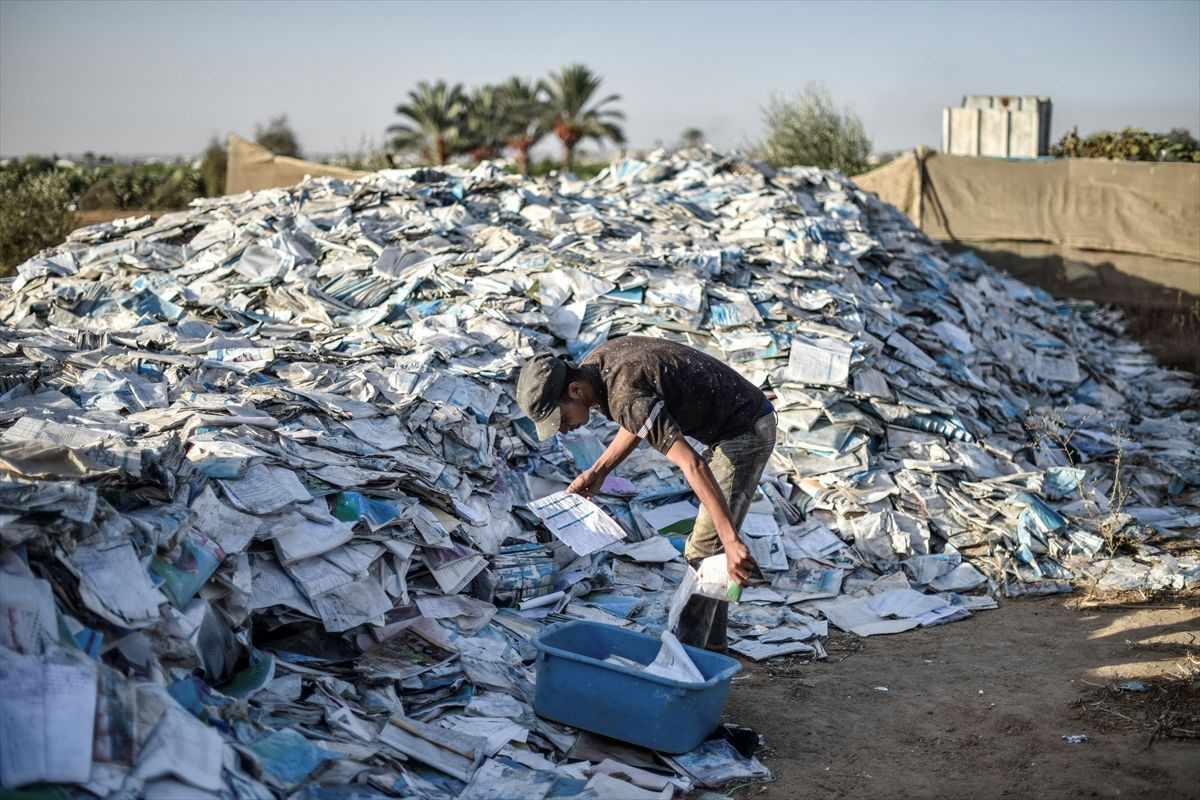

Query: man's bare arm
[665,438,755,585]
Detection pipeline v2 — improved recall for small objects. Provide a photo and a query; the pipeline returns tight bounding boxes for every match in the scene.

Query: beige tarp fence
[854,149,1200,297]
[225,134,367,195]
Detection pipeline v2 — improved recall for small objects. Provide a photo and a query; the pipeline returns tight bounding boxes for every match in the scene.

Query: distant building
[942,95,1052,159]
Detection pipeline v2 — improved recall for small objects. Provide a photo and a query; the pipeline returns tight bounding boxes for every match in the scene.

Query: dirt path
[723,596,1199,799]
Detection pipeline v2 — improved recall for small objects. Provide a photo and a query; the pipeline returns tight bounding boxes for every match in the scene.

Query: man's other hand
[724,538,756,586]
[566,468,605,498]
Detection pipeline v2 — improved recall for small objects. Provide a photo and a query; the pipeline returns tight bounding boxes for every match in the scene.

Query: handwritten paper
[0,646,97,788]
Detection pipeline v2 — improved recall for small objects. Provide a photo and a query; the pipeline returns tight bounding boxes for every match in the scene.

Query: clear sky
[1,0,1197,158]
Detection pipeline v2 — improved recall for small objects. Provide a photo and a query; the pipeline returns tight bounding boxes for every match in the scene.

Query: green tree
[200,137,227,197]
[680,127,705,148]
[0,165,75,275]
[541,64,625,173]
[462,85,508,163]
[755,84,872,174]
[389,80,468,166]
[498,77,549,176]
[255,115,302,158]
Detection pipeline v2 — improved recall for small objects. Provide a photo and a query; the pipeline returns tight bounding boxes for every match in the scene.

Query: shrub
[754,84,872,174]
[200,138,227,197]
[327,135,392,172]
[1051,127,1200,162]
[79,164,200,211]
[0,166,75,276]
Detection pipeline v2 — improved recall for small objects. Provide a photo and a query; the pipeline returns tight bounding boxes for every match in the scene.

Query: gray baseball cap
[516,353,567,440]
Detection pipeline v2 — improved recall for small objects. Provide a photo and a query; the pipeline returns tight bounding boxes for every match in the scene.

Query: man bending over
[516,335,777,652]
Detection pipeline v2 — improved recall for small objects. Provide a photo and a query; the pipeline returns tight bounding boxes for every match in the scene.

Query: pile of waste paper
[1,149,1196,798]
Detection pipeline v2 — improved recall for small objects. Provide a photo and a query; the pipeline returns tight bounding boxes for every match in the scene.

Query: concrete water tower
[942,95,1053,158]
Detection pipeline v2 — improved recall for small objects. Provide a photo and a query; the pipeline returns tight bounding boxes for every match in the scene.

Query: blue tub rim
[532,619,742,690]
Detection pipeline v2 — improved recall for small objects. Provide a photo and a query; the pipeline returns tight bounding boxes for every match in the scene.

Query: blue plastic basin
[532,620,742,753]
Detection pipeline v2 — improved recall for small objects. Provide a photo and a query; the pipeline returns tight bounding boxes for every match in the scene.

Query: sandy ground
[722,595,1199,800]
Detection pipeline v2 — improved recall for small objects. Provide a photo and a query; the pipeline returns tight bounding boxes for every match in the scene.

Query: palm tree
[541,64,625,173]
[461,85,508,164]
[388,80,467,166]
[497,77,549,176]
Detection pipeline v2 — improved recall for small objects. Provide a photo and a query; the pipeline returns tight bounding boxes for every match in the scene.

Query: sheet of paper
[284,553,356,597]
[527,491,628,555]
[592,758,687,792]
[792,525,848,561]
[344,415,410,450]
[379,716,484,782]
[868,588,948,619]
[358,629,456,681]
[187,483,262,553]
[741,511,780,538]
[0,572,58,653]
[438,715,529,756]
[813,596,922,637]
[133,708,224,792]
[186,439,264,479]
[772,568,844,602]
[244,728,327,791]
[729,639,816,661]
[785,335,852,387]
[148,531,225,607]
[642,500,698,534]
[743,534,788,572]
[272,515,354,565]
[2,416,110,449]
[249,555,316,615]
[760,623,825,643]
[585,772,673,800]
[428,553,488,594]
[457,756,555,800]
[219,462,310,514]
[1032,350,1082,384]
[607,536,681,563]
[310,575,393,633]
[415,594,497,633]
[68,541,165,628]
[644,632,705,683]
[0,646,97,788]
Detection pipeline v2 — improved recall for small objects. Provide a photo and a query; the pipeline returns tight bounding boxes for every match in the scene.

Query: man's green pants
[678,410,777,651]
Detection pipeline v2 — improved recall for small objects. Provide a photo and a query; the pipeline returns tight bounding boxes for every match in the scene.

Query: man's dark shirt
[581,336,766,454]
